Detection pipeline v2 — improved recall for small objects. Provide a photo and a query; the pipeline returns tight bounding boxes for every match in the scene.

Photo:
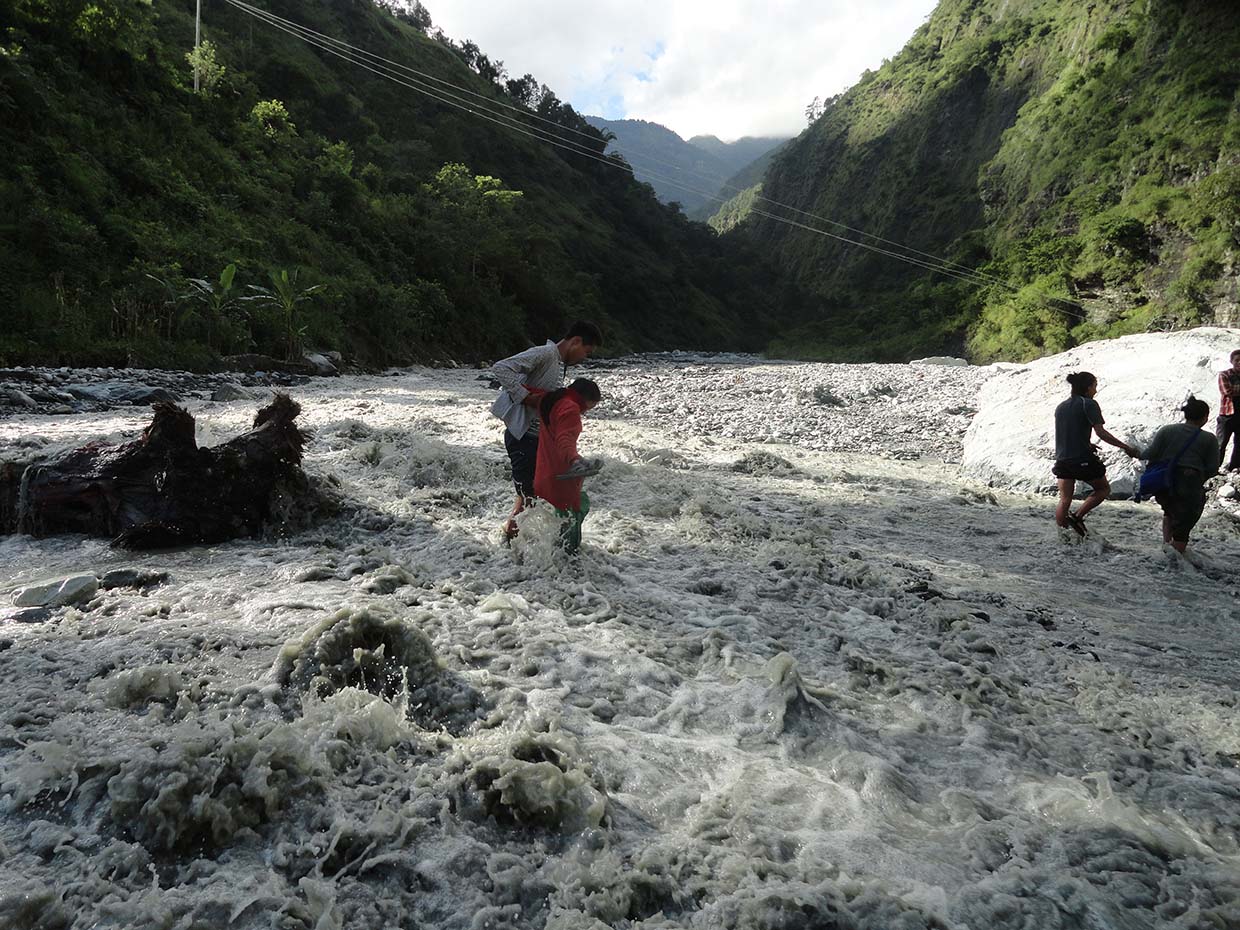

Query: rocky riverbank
[0,365,311,418]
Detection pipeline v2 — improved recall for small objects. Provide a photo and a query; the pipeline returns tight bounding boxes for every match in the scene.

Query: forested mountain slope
[737,0,1240,361]
[702,141,789,229]
[0,0,798,368]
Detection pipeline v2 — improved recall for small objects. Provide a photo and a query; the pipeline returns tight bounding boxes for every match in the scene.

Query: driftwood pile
[0,394,309,549]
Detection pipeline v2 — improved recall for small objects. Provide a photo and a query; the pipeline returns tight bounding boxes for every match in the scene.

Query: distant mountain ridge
[585,116,787,216]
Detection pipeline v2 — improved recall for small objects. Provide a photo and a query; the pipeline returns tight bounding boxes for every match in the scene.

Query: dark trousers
[1217,414,1240,470]
[504,431,539,501]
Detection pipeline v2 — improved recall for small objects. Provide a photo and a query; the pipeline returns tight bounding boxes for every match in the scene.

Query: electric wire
[218,0,1090,315]
[224,0,1015,290]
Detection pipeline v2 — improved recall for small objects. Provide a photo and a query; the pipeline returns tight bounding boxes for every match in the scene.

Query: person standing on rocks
[534,378,602,555]
[1215,349,1240,472]
[1053,371,1139,536]
[489,321,602,540]
[1137,397,1219,553]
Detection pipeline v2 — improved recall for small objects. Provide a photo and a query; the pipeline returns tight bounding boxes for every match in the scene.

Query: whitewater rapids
[1,355,1238,929]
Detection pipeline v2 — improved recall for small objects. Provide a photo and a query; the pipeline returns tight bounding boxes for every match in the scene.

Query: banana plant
[184,263,241,352]
[243,268,324,361]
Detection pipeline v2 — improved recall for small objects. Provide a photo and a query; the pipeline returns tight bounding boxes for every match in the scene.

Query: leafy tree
[250,99,295,139]
[505,73,539,109]
[185,39,224,96]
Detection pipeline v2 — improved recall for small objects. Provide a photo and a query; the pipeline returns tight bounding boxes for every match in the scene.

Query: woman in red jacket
[534,378,602,553]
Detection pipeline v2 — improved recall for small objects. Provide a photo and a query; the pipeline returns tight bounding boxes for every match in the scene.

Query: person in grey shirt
[1052,371,1138,536]
[1138,397,1219,552]
[489,321,602,540]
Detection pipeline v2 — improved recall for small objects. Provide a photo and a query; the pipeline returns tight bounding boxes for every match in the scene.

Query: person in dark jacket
[1139,397,1220,552]
[1053,371,1139,536]
[534,378,601,554]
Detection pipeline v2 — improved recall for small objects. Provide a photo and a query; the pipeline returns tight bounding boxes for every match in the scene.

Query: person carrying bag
[1135,398,1220,552]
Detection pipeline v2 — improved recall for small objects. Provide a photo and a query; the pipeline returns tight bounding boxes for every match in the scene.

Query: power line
[218,0,1088,311]
[225,0,1014,291]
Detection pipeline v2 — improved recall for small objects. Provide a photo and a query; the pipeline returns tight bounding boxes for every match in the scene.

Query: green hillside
[701,141,788,228]
[739,0,1240,362]
[0,0,795,368]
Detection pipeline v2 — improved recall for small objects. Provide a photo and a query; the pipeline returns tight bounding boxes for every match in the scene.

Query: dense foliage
[736,0,1240,362]
[0,0,797,368]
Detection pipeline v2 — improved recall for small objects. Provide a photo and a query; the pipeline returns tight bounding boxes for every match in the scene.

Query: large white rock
[12,574,99,608]
[964,327,1240,495]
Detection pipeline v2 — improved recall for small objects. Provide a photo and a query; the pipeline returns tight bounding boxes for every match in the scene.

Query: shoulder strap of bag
[1168,427,1203,468]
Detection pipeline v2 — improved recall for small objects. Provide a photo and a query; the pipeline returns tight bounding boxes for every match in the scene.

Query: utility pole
[193,0,201,93]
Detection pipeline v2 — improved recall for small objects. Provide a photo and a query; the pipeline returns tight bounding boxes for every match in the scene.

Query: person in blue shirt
[1052,371,1139,536]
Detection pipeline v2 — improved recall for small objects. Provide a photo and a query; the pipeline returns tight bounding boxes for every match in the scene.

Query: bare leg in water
[1056,477,1109,531]
[1161,514,1188,553]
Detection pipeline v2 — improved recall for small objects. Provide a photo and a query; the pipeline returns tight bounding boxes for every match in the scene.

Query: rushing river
[1,357,1238,929]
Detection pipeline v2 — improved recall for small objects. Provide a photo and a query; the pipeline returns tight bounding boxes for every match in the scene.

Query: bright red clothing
[534,392,587,510]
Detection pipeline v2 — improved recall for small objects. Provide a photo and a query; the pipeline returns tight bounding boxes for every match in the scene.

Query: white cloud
[425,0,939,139]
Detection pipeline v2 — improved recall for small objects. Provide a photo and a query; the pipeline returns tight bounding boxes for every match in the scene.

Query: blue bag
[1136,429,1201,501]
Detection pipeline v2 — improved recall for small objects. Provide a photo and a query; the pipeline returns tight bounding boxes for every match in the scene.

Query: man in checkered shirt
[1217,348,1240,472]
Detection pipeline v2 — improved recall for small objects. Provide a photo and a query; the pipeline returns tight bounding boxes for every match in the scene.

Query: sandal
[1067,513,1088,537]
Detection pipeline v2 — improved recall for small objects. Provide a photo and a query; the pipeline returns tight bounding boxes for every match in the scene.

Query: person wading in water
[1138,397,1220,553]
[488,322,602,541]
[534,378,602,555]
[1053,371,1139,536]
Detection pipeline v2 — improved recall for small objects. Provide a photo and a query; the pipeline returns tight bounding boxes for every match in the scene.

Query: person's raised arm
[1094,423,1139,458]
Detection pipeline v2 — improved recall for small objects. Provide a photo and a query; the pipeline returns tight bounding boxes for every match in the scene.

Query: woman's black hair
[1066,371,1097,395]
[540,378,601,426]
[1181,396,1210,422]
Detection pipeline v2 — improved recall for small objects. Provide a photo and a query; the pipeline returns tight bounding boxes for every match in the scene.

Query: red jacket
[534,392,587,510]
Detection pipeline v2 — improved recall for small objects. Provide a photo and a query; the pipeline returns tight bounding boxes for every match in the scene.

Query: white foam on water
[1,355,1239,928]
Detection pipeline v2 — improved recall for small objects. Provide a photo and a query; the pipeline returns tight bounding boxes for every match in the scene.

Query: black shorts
[1053,455,1106,482]
[504,431,539,500]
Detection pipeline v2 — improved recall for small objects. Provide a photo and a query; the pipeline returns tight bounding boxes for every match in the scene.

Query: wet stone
[12,574,98,608]
[4,607,54,624]
[99,569,170,590]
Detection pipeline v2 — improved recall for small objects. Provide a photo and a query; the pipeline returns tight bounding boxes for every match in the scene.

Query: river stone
[3,388,38,408]
[911,356,969,367]
[65,383,180,405]
[12,574,99,608]
[210,382,251,402]
[4,607,54,624]
[99,569,169,590]
[302,352,339,376]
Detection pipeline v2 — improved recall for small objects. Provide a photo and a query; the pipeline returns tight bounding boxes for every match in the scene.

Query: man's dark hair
[1181,397,1210,421]
[563,320,603,347]
[1230,349,1240,361]
[1066,371,1097,395]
